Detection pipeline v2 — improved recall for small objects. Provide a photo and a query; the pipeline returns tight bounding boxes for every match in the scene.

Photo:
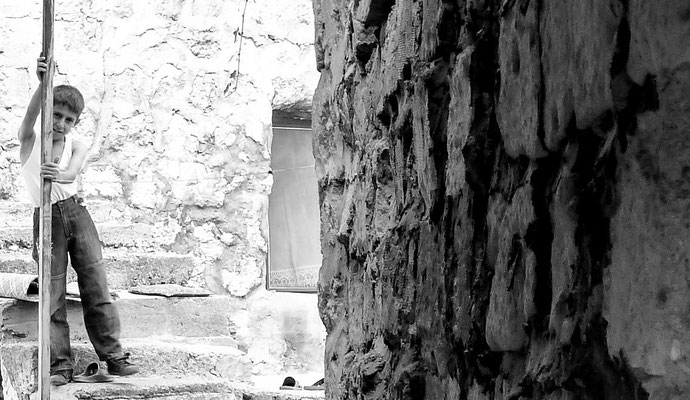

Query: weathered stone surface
[0,250,199,290]
[1,291,325,379]
[0,343,37,400]
[52,378,242,400]
[604,60,690,399]
[485,184,536,352]
[626,0,690,85]
[0,0,318,298]
[0,296,240,342]
[496,1,545,159]
[0,0,327,388]
[540,0,621,150]
[1,343,324,400]
[74,339,251,380]
[51,378,325,400]
[313,0,688,398]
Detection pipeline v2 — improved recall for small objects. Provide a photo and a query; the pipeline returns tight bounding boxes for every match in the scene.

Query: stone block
[355,0,395,27]
[627,0,690,84]
[0,342,322,400]
[548,170,580,334]
[540,0,621,151]
[0,228,32,250]
[485,186,536,351]
[98,223,179,249]
[70,339,252,380]
[99,251,198,289]
[51,378,325,400]
[605,64,690,398]
[0,223,176,251]
[51,378,241,400]
[1,295,241,342]
[497,1,546,159]
[0,340,252,398]
[0,202,32,230]
[445,47,473,198]
[0,250,198,289]
[0,342,37,400]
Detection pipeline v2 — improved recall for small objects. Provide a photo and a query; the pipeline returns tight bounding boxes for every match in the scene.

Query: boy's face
[52,104,78,141]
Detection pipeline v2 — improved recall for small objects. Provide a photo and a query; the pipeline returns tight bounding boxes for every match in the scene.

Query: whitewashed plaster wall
[0,0,318,296]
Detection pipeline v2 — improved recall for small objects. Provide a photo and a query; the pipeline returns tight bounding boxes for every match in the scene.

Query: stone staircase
[0,297,324,399]
[0,201,325,400]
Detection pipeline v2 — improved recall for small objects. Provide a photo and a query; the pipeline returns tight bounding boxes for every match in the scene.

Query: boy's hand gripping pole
[38,0,54,397]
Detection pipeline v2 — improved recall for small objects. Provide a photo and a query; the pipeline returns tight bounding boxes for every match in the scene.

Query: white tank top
[20,135,79,207]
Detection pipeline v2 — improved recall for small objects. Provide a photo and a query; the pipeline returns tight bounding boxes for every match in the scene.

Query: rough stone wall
[312,0,689,399]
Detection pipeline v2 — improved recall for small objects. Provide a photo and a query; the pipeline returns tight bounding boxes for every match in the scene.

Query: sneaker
[50,370,71,386]
[106,353,139,376]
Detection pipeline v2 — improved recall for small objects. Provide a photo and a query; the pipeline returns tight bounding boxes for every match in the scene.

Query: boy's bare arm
[59,140,88,183]
[18,57,48,163]
[18,86,41,143]
[40,141,88,184]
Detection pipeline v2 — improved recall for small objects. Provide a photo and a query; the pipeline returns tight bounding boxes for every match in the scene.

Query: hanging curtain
[267,125,321,292]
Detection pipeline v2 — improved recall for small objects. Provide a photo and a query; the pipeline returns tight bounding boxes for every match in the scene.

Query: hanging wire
[227,0,250,94]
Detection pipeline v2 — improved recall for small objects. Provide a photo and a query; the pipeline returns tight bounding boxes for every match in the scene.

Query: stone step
[0,294,243,342]
[0,227,32,250]
[29,377,324,400]
[0,221,176,251]
[50,378,240,400]
[1,338,252,382]
[0,200,141,229]
[0,250,197,289]
[0,202,33,230]
[73,338,252,380]
[1,342,324,400]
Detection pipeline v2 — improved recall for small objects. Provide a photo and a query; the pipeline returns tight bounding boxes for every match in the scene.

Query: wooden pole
[39,0,55,397]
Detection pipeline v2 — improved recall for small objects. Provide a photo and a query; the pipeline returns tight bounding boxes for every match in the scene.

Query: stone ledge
[5,375,324,400]
[51,377,239,400]
[0,250,198,289]
[0,342,324,400]
[1,294,243,341]
[51,377,325,400]
[0,339,252,389]
[0,223,176,251]
[70,339,252,380]
[0,202,33,230]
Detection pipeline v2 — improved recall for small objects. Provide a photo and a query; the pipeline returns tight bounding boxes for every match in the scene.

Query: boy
[18,56,138,385]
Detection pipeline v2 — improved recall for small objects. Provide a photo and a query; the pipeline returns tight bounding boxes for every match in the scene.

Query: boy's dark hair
[53,85,84,118]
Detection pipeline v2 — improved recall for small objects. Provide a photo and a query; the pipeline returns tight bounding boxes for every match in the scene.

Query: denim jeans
[32,195,123,374]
